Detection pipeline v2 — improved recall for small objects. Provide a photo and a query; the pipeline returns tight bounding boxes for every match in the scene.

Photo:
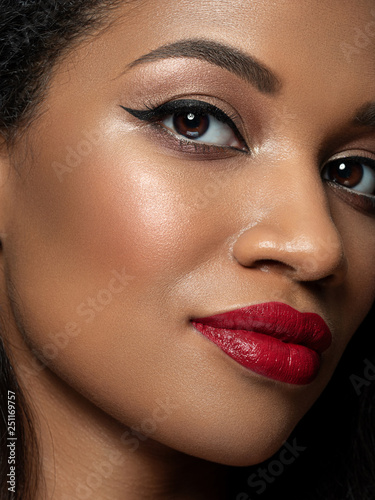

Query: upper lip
[191,301,332,353]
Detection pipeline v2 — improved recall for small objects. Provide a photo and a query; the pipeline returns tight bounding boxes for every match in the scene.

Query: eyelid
[122,98,239,123]
[325,180,375,215]
[322,149,375,165]
[120,99,249,152]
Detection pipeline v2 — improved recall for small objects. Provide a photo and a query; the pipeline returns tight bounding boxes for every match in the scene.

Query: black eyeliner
[120,99,248,149]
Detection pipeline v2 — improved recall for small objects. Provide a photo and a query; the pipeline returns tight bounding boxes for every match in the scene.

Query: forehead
[39,0,375,147]
[112,0,375,65]
[67,0,375,92]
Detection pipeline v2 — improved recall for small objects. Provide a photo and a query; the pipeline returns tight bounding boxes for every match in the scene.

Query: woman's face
[2,0,375,466]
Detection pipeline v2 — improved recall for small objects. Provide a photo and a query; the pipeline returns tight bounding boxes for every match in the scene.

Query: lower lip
[191,322,321,385]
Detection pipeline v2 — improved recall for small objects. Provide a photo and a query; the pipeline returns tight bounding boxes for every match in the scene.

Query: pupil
[338,163,351,179]
[173,112,210,139]
[331,159,363,187]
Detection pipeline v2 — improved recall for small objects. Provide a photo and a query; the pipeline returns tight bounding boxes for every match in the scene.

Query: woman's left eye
[321,156,375,196]
[121,99,248,152]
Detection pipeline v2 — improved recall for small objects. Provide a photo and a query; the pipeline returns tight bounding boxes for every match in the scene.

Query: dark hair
[0,335,39,500]
[1,2,374,499]
[0,0,124,145]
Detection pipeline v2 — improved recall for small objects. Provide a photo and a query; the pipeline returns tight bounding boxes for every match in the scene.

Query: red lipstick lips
[191,302,332,385]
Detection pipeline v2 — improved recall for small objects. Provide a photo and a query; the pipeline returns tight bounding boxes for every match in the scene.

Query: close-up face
[1,0,375,467]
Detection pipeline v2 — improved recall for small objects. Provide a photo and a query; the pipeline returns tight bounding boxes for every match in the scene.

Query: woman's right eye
[321,156,375,196]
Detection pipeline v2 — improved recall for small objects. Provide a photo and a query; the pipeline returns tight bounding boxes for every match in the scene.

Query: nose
[232,166,348,286]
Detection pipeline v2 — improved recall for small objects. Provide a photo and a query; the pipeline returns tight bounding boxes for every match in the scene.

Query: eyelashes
[120,99,249,154]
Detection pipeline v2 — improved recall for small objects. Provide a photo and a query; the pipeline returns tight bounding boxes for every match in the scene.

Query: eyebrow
[355,101,375,127]
[125,39,281,94]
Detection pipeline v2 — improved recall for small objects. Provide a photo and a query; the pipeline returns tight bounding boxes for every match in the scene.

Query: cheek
[328,195,375,354]
[4,126,228,392]
[8,130,202,298]
[4,132,204,427]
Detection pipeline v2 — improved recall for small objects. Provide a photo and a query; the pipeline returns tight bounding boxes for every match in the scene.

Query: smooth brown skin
[1,0,375,498]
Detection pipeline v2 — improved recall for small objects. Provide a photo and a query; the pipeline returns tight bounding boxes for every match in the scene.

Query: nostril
[299,252,348,286]
[251,259,294,274]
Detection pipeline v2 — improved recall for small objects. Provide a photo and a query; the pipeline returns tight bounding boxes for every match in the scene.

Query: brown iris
[327,158,363,188]
[173,112,209,139]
